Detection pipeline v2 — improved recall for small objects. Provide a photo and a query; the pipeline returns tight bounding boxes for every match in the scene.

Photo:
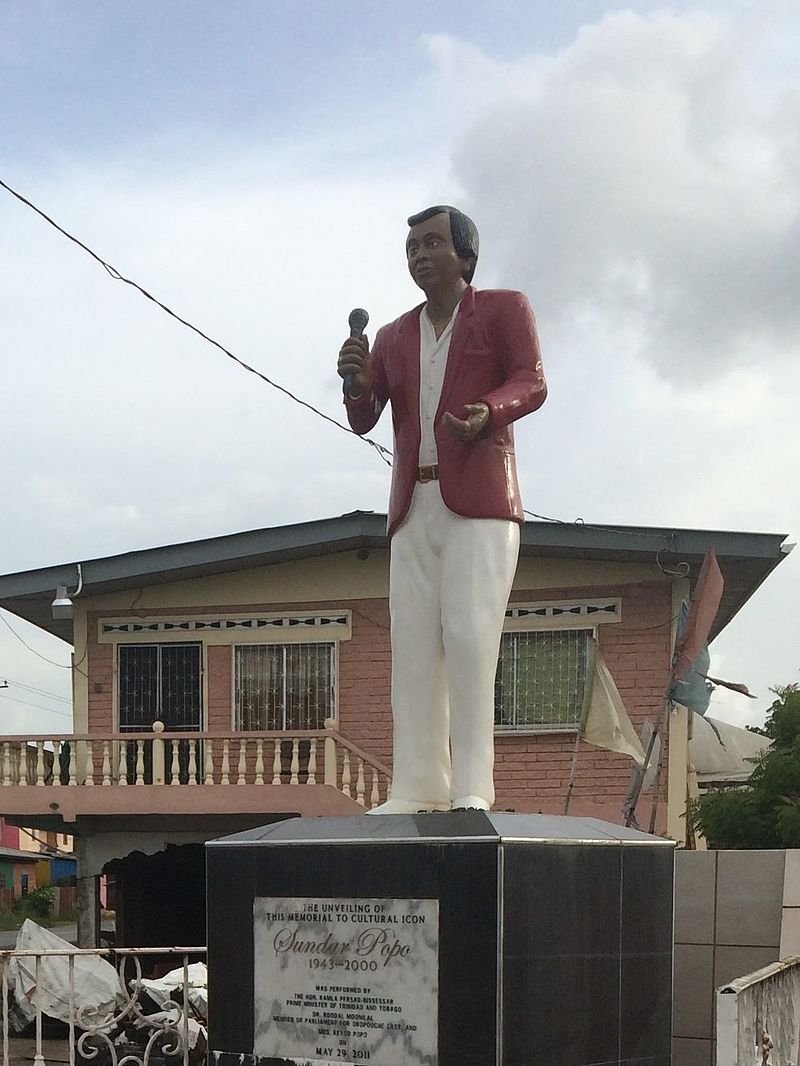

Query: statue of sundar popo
[337,205,547,814]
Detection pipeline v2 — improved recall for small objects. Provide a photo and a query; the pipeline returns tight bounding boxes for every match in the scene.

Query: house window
[234,643,335,731]
[494,629,593,732]
[118,643,202,731]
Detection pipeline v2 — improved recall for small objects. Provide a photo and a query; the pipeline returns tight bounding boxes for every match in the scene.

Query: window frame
[101,612,352,734]
[232,641,337,732]
[494,625,596,736]
[493,598,620,736]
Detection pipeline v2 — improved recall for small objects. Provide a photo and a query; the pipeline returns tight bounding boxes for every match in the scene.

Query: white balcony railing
[0,720,390,809]
[1,946,206,1066]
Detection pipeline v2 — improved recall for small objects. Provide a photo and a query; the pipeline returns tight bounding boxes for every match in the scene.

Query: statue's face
[406,213,469,291]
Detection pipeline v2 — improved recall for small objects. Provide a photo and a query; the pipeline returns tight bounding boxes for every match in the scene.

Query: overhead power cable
[1,677,71,703]
[0,610,71,668]
[0,175,393,468]
[2,676,72,703]
[1,176,703,561]
[0,690,73,718]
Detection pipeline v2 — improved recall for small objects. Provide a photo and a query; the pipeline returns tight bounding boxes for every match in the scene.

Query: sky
[0,0,798,735]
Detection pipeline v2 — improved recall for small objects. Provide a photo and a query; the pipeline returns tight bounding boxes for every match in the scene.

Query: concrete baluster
[356,758,365,806]
[204,739,215,784]
[101,741,111,786]
[307,738,317,784]
[135,742,145,786]
[68,743,78,787]
[52,740,62,786]
[170,739,181,785]
[187,740,198,785]
[342,749,352,798]
[84,740,95,786]
[221,739,230,785]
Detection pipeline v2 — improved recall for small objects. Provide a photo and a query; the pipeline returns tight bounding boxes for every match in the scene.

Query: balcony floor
[0,782,366,829]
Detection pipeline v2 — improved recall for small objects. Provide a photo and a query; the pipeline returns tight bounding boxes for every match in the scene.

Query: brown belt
[416,464,440,483]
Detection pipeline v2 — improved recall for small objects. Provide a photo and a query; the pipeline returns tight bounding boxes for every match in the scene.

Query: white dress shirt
[418,303,459,466]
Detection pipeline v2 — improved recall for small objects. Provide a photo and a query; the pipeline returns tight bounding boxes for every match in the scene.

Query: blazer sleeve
[478,292,547,431]
[343,327,391,435]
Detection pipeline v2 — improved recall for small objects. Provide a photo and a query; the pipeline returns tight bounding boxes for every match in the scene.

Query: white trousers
[388,482,520,808]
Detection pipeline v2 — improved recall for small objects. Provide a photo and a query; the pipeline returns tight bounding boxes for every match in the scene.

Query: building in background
[0,511,789,946]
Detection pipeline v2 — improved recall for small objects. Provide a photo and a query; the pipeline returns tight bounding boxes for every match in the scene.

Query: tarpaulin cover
[135,962,208,1018]
[6,919,124,1031]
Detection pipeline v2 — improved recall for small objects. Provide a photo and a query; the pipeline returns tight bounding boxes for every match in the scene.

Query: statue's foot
[366,798,450,815]
[450,795,491,812]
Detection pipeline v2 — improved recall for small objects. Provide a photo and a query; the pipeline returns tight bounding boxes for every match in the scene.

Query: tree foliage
[689,685,800,849]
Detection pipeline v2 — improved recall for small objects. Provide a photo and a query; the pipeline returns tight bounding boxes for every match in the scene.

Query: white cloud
[424,8,800,382]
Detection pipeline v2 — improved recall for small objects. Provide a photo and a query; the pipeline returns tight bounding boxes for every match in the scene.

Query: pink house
[0,512,789,945]
[0,818,20,850]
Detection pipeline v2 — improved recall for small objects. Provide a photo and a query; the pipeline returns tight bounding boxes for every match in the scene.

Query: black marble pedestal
[206,812,673,1066]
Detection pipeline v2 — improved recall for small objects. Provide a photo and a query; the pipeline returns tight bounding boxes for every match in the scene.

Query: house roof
[0,847,44,864]
[0,510,791,644]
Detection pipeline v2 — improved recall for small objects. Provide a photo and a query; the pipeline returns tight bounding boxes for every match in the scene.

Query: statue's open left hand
[441,403,490,442]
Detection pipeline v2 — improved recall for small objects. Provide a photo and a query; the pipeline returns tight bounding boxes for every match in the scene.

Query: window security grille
[117,643,203,784]
[494,629,592,732]
[235,643,335,731]
[118,643,202,731]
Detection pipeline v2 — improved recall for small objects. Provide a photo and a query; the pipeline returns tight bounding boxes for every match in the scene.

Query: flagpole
[647,700,672,834]
[623,692,670,827]
[563,730,583,815]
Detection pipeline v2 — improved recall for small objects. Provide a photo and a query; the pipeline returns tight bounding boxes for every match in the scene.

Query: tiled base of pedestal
[206,812,673,1066]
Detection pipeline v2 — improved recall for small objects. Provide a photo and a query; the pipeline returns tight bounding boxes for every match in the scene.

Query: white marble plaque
[253,896,438,1066]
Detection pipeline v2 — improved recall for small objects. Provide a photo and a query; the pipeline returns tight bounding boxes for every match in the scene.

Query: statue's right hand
[337,335,371,396]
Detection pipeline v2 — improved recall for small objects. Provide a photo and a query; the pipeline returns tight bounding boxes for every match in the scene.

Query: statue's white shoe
[366,798,450,815]
[450,795,491,811]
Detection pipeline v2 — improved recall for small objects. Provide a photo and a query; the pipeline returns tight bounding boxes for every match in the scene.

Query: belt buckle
[418,465,436,483]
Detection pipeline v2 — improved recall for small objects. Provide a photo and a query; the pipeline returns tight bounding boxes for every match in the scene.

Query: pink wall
[0,817,20,849]
[83,577,672,823]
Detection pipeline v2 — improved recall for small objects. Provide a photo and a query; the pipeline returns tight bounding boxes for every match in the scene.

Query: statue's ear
[461,256,477,282]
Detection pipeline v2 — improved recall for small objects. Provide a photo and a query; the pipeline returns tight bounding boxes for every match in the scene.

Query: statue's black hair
[407,205,479,283]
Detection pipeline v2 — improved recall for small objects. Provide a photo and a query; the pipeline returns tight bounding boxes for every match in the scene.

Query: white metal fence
[717,955,800,1066]
[1,947,207,1066]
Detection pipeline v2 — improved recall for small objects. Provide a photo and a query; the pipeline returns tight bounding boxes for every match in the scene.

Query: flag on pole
[581,640,646,764]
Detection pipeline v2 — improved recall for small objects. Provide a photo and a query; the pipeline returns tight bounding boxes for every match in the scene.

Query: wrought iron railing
[1,947,206,1066]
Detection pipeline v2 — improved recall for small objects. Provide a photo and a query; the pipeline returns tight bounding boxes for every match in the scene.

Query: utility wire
[2,677,72,704]
[0,610,71,669]
[0,690,73,718]
[0,175,393,468]
[0,176,704,564]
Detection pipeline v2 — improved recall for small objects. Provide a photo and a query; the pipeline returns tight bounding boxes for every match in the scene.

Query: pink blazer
[345,286,547,537]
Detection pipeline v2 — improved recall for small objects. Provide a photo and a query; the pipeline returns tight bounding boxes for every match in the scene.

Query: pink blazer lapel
[395,304,422,418]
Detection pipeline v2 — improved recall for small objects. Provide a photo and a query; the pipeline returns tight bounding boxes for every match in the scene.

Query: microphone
[343,307,369,396]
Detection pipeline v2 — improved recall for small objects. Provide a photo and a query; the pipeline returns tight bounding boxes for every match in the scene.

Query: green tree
[689,685,800,848]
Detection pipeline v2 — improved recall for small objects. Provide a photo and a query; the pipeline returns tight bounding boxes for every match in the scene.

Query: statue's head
[406,205,479,284]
